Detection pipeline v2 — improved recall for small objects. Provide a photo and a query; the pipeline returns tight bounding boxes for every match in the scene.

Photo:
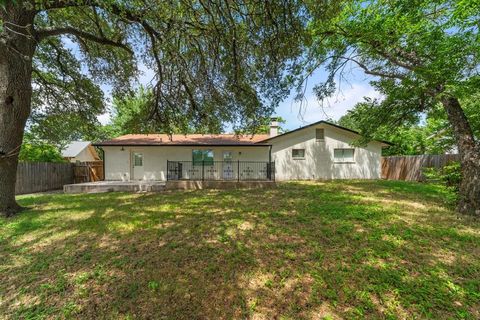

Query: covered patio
[166,160,275,181]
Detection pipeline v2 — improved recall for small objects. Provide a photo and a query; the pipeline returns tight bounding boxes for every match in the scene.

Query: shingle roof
[62,141,92,157]
[93,121,392,147]
[94,134,271,146]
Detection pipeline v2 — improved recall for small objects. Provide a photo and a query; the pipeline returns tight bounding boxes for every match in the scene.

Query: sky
[96,63,383,132]
[273,68,382,131]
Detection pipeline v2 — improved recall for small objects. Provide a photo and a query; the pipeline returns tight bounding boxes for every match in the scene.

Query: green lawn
[1,181,479,319]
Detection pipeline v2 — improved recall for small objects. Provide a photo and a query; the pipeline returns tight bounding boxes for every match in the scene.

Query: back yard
[1,181,479,319]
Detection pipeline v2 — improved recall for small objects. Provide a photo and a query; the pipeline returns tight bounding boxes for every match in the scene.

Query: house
[62,141,100,163]
[94,120,390,182]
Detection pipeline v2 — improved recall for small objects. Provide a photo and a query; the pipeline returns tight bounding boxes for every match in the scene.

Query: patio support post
[273,162,275,182]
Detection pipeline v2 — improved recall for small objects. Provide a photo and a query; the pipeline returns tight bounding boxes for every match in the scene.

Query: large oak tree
[308,0,480,215]
[0,0,308,216]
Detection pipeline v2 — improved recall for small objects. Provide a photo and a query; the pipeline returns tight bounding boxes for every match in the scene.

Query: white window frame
[292,148,305,160]
[333,148,355,163]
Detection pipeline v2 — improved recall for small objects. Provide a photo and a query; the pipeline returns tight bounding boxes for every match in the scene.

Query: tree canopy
[28,0,309,135]
[338,94,480,156]
[307,0,480,214]
[308,0,479,133]
[102,86,224,137]
[18,133,65,163]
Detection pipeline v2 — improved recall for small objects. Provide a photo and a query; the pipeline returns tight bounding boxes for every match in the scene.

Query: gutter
[93,143,272,147]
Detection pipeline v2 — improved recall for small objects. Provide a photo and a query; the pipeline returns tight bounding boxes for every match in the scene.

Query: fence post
[167,160,169,181]
[87,162,91,182]
[237,160,240,182]
[202,160,205,181]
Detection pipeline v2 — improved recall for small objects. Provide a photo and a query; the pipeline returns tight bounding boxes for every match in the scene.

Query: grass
[1,180,479,319]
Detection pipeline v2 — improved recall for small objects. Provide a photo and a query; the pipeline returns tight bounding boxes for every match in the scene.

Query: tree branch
[35,0,94,12]
[35,26,133,54]
[332,25,421,72]
[100,3,162,39]
[341,56,407,80]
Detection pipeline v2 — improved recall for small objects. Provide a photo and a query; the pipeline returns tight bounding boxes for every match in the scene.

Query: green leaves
[310,0,480,92]
[308,0,479,152]
[27,1,310,141]
[19,133,65,162]
[338,91,480,156]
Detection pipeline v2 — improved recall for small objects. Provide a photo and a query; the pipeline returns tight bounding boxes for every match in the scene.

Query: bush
[423,161,461,190]
[423,162,461,206]
[19,132,65,163]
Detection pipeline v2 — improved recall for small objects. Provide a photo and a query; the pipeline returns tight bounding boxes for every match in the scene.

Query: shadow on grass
[0,180,479,319]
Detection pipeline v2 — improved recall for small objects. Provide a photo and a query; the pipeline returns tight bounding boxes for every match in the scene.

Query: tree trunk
[441,96,480,216]
[0,4,36,217]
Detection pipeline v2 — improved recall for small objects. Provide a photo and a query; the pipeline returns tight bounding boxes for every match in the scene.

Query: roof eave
[256,120,393,146]
[93,143,272,147]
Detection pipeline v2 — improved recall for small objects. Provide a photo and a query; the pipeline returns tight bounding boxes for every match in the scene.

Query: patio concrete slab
[64,181,166,194]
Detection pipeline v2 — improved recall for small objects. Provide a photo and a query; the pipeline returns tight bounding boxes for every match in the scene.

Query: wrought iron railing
[167,161,275,181]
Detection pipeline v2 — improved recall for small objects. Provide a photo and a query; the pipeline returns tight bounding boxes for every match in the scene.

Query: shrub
[423,162,461,190]
[19,133,65,163]
[424,162,461,207]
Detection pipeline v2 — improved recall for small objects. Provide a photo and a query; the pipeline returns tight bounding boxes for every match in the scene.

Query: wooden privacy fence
[381,154,460,181]
[16,162,74,195]
[15,161,104,195]
[73,161,104,183]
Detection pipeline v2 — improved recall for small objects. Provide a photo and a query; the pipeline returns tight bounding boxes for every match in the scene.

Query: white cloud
[305,83,382,121]
[276,82,383,130]
[97,112,111,125]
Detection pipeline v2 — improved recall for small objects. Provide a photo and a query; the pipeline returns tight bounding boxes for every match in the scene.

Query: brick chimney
[270,117,279,137]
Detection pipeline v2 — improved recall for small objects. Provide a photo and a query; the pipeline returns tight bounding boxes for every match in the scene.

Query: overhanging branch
[341,56,407,80]
[35,26,133,54]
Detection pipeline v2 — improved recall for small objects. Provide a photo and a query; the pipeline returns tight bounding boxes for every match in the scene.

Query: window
[223,151,233,161]
[316,128,325,141]
[292,149,305,159]
[192,149,214,165]
[334,148,355,163]
[133,153,143,166]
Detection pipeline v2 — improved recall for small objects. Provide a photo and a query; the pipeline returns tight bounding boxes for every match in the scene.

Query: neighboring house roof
[260,120,392,146]
[94,134,272,146]
[62,141,93,157]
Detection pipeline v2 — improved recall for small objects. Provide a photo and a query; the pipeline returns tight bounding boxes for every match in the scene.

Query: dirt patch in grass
[1,180,480,319]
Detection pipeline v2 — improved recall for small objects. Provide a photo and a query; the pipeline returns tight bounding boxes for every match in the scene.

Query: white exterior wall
[103,145,270,181]
[67,147,98,162]
[271,124,383,180]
